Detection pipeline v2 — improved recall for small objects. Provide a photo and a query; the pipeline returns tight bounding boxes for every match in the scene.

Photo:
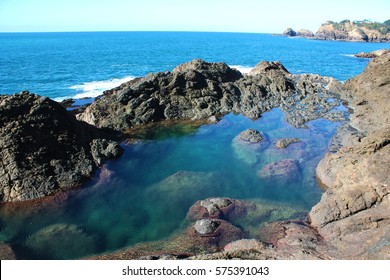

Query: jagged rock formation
[78,59,344,132]
[0,91,123,202]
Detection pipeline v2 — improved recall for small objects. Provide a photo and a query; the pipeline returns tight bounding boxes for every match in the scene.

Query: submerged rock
[232,130,269,165]
[257,159,301,184]
[0,242,16,259]
[25,223,98,259]
[275,137,301,149]
[238,129,264,143]
[0,91,123,202]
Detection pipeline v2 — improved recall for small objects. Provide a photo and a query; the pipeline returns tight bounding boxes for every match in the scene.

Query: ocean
[1,31,390,100]
[1,32,390,259]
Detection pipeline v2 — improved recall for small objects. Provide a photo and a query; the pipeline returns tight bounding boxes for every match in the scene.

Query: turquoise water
[0,109,340,259]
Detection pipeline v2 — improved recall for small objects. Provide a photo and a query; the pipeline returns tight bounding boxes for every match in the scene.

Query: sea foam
[230,65,253,74]
[55,76,135,101]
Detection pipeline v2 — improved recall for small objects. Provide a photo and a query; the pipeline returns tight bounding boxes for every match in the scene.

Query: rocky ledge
[355,49,389,58]
[0,91,123,202]
[310,52,390,259]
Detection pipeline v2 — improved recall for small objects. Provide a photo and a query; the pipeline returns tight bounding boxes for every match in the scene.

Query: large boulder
[0,91,123,202]
[78,59,243,131]
[232,129,269,165]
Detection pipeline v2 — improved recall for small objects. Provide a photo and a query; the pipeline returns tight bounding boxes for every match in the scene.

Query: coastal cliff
[283,19,390,42]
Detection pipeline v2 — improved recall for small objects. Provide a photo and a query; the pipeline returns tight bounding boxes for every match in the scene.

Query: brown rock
[187,219,244,249]
[224,239,268,252]
[0,242,16,259]
[311,52,390,259]
[355,49,390,58]
[275,137,301,148]
[187,198,249,221]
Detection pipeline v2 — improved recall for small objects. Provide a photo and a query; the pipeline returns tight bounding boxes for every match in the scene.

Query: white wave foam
[341,54,356,58]
[55,76,135,101]
[230,65,253,74]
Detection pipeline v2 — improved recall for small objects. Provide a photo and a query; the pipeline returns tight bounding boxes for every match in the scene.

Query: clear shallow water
[0,109,340,259]
[1,32,390,100]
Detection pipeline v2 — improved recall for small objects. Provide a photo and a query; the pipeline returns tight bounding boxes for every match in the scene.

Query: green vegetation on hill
[353,20,390,35]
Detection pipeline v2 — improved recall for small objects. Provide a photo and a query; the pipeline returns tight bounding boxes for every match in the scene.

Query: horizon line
[0,30,276,35]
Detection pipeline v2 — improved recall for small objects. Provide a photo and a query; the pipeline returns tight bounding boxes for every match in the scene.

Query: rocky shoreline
[282,20,390,42]
[0,52,389,259]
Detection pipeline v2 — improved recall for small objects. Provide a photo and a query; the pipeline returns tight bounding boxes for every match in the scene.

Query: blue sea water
[1,32,390,259]
[1,32,390,100]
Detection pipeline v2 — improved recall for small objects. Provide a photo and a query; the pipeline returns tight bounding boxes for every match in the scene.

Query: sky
[0,0,389,33]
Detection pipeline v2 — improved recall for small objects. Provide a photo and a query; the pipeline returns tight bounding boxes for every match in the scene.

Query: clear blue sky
[0,0,389,33]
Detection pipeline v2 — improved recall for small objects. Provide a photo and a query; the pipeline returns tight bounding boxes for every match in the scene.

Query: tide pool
[0,108,340,259]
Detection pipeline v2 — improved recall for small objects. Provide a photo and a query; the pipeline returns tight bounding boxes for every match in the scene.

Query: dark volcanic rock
[0,91,123,202]
[78,59,342,132]
[283,28,297,37]
[78,59,243,131]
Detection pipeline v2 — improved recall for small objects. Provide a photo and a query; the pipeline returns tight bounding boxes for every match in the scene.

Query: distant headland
[282,19,390,42]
